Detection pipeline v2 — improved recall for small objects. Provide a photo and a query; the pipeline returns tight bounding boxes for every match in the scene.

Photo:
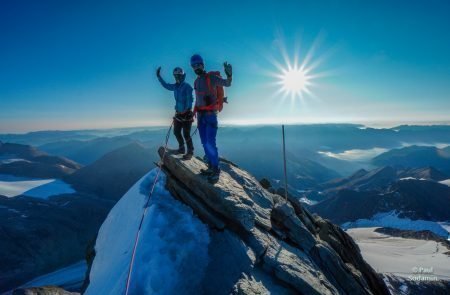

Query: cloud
[318,147,388,162]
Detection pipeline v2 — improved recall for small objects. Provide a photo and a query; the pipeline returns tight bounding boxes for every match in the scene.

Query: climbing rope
[124,121,173,295]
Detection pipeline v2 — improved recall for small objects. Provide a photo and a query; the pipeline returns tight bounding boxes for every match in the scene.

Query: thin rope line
[124,122,173,295]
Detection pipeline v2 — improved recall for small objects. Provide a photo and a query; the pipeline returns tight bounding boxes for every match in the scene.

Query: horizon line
[2,120,450,135]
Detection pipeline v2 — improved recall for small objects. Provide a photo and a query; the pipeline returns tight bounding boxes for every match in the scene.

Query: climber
[190,54,232,183]
[156,66,195,160]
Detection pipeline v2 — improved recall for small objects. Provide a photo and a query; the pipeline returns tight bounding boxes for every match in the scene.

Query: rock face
[158,147,390,295]
[12,286,79,295]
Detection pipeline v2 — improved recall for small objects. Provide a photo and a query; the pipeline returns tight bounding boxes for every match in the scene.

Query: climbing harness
[124,121,173,295]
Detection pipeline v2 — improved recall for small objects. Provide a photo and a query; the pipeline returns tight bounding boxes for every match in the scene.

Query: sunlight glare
[281,67,308,94]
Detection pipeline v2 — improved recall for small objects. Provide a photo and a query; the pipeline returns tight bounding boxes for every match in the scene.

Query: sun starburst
[276,65,311,99]
[264,32,333,106]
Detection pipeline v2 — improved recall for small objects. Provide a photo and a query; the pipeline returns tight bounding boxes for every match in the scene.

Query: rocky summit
[157,147,390,295]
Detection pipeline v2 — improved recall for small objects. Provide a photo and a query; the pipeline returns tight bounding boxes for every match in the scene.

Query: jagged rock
[159,147,273,232]
[314,215,388,294]
[12,286,79,295]
[233,269,298,295]
[258,178,272,190]
[311,243,371,294]
[158,147,390,295]
[232,273,270,295]
[271,201,317,252]
[261,238,338,295]
[165,174,226,229]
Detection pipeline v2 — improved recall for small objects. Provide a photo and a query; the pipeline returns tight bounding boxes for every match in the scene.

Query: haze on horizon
[1,0,450,133]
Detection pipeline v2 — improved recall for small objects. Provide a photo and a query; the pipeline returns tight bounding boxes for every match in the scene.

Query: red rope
[124,122,173,295]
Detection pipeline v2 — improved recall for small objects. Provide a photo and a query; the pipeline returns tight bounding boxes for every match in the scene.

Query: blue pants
[198,113,219,168]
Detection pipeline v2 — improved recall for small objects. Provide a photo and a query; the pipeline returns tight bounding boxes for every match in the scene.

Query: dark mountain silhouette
[0,193,113,292]
[39,136,139,165]
[0,142,81,178]
[222,145,340,191]
[372,145,450,174]
[397,166,448,181]
[310,178,450,224]
[3,124,450,155]
[320,165,448,195]
[66,142,157,200]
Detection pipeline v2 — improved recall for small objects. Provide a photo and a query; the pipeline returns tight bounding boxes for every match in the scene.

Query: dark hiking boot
[177,145,186,155]
[200,164,214,176]
[208,167,221,184]
[182,152,193,160]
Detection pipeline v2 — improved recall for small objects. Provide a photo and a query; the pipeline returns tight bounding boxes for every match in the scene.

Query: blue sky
[1,0,450,132]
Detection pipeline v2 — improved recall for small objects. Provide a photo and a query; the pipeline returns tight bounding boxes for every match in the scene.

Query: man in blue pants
[190,54,232,183]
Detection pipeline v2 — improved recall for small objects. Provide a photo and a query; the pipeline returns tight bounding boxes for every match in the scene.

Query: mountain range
[0,142,81,179]
[372,145,450,174]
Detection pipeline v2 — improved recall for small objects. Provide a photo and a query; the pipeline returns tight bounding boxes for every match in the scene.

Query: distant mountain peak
[0,142,81,178]
[85,148,389,294]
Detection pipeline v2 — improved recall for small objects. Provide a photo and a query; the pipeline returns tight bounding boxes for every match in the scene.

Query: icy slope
[85,169,210,295]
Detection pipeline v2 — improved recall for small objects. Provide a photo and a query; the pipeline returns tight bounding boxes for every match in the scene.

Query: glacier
[341,210,450,239]
[85,168,210,295]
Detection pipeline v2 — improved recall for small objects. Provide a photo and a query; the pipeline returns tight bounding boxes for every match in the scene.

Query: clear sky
[1,0,450,132]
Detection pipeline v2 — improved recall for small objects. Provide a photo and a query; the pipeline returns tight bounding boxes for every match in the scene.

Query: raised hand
[224,62,232,77]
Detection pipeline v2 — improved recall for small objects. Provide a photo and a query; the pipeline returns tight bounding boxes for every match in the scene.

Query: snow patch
[347,227,450,280]
[341,211,450,239]
[22,179,75,199]
[439,179,450,187]
[437,222,450,241]
[299,197,318,206]
[318,147,388,162]
[0,174,75,199]
[398,177,426,181]
[85,169,210,295]
[400,142,450,149]
[0,158,31,164]
[18,260,87,291]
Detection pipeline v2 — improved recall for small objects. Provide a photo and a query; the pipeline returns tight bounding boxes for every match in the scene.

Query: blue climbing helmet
[190,54,204,67]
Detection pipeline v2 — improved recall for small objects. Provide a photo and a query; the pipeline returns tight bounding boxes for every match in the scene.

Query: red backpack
[194,71,226,112]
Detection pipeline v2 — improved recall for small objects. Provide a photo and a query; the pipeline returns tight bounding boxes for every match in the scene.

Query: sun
[280,67,309,95]
[274,63,313,101]
[265,32,333,105]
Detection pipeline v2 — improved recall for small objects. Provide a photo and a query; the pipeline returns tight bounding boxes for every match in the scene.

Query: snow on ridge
[0,158,31,164]
[398,177,427,181]
[440,179,450,187]
[341,210,450,239]
[299,197,318,206]
[17,261,87,291]
[0,174,75,199]
[317,147,387,162]
[85,169,210,295]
